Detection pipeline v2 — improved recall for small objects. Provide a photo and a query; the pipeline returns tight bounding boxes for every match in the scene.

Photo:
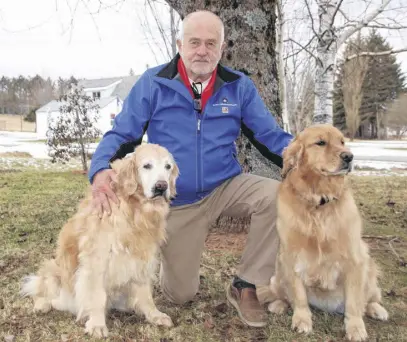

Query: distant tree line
[334,30,406,140]
[0,75,78,121]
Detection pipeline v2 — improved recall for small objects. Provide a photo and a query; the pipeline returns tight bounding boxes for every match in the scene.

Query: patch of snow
[353,160,407,170]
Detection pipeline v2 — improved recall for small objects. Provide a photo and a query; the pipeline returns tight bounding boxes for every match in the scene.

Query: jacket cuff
[88,161,111,184]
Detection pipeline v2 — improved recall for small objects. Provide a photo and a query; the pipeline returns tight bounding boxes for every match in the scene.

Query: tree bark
[313,0,338,125]
[165,0,282,179]
[312,0,393,125]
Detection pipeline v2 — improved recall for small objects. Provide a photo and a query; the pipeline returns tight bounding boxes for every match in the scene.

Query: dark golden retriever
[259,124,388,342]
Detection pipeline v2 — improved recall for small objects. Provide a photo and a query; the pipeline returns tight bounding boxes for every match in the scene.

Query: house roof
[78,77,123,89]
[36,75,140,114]
[111,75,140,100]
[36,96,118,113]
[78,75,140,100]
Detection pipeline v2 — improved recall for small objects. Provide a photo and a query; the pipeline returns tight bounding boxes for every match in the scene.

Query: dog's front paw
[85,319,109,338]
[33,298,51,313]
[292,308,312,334]
[366,302,388,321]
[268,299,289,315]
[345,317,367,341]
[148,311,173,327]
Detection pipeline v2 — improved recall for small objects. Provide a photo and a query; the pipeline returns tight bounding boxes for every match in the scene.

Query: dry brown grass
[0,152,33,158]
[0,114,36,132]
[0,171,406,342]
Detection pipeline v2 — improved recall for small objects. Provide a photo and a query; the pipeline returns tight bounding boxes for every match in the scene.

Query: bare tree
[342,35,369,141]
[285,47,315,135]
[276,0,290,132]
[386,93,407,139]
[286,0,407,125]
[136,0,181,63]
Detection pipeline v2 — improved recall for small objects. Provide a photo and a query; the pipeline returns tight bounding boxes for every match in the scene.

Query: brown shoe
[226,284,268,327]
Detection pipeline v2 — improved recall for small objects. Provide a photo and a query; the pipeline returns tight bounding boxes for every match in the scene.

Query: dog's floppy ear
[115,157,139,196]
[169,162,179,199]
[281,137,303,179]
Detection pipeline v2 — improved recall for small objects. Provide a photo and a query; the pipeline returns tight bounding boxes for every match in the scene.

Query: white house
[35,76,139,139]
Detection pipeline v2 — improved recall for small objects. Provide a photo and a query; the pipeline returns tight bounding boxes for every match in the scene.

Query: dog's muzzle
[340,151,354,171]
[153,181,168,197]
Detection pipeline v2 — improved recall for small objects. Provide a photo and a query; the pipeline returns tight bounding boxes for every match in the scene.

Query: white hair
[178,11,225,43]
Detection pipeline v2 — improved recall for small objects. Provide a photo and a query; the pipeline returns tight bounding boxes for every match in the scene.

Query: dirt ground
[0,114,36,132]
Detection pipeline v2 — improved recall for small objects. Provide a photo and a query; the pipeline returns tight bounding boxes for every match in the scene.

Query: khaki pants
[160,173,280,304]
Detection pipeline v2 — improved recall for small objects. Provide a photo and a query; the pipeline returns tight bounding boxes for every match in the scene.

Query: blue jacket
[89,54,293,206]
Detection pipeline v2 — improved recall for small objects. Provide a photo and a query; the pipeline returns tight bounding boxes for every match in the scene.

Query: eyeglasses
[191,82,202,113]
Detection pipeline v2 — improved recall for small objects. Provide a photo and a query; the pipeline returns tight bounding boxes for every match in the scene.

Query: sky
[0,0,406,81]
[0,0,175,80]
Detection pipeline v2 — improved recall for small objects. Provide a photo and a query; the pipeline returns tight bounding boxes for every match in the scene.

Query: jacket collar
[155,53,241,84]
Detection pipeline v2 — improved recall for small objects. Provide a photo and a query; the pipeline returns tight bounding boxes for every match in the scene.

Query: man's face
[177,17,225,80]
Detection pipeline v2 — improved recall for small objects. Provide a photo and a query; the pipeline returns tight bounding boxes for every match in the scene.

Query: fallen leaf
[204,316,214,329]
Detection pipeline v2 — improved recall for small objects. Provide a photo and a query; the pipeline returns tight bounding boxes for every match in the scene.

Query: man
[89,10,292,327]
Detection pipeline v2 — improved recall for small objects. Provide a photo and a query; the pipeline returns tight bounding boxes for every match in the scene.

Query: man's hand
[91,169,119,217]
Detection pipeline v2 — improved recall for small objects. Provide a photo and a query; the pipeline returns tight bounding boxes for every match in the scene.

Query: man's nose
[196,44,208,55]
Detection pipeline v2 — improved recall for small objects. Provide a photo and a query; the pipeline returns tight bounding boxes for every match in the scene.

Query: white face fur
[138,156,174,200]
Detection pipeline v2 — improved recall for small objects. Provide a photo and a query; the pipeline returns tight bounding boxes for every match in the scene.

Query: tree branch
[283,36,317,61]
[345,47,407,61]
[328,0,345,29]
[304,0,319,39]
[337,0,392,46]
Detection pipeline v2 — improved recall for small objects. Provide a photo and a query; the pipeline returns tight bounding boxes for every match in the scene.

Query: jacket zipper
[196,110,203,193]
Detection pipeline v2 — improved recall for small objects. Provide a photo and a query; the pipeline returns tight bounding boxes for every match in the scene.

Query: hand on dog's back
[91,169,119,217]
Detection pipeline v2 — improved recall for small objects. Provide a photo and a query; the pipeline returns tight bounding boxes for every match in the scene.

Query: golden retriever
[21,143,179,338]
[259,124,388,341]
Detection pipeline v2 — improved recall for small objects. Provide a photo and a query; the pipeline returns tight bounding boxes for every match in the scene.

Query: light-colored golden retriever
[21,143,179,338]
[259,124,388,342]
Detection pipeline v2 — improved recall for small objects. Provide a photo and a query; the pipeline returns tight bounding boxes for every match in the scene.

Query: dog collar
[318,196,337,206]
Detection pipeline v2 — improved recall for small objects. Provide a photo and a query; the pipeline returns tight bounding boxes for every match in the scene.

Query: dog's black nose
[340,151,353,163]
[154,181,168,194]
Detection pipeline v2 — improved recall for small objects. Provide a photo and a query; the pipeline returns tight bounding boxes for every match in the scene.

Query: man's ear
[176,39,182,53]
[169,163,179,199]
[281,138,303,179]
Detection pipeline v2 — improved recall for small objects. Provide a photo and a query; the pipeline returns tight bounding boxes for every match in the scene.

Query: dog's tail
[20,259,62,312]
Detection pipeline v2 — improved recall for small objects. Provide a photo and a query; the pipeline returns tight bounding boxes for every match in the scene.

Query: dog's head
[113,143,179,201]
[282,124,353,178]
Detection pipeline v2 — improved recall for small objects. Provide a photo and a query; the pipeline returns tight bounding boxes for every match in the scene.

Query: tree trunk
[313,0,338,125]
[170,8,177,57]
[75,110,88,172]
[165,0,282,180]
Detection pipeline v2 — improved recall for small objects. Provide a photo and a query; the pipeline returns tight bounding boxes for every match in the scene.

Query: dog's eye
[316,140,326,146]
[165,164,171,170]
[143,163,152,170]
[341,140,345,145]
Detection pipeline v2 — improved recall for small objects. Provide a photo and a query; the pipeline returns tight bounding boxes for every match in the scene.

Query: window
[110,113,116,126]
[93,92,101,100]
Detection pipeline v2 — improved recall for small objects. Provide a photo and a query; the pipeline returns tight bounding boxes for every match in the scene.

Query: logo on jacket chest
[213,97,237,114]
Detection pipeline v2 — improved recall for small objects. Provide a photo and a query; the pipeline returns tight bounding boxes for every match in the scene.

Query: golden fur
[21,143,179,338]
[259,124,388,342]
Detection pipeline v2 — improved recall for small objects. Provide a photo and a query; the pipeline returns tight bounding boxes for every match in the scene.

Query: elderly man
[89,10,292,327]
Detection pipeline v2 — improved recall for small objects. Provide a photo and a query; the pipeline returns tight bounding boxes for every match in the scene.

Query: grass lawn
[0,171,407,341]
